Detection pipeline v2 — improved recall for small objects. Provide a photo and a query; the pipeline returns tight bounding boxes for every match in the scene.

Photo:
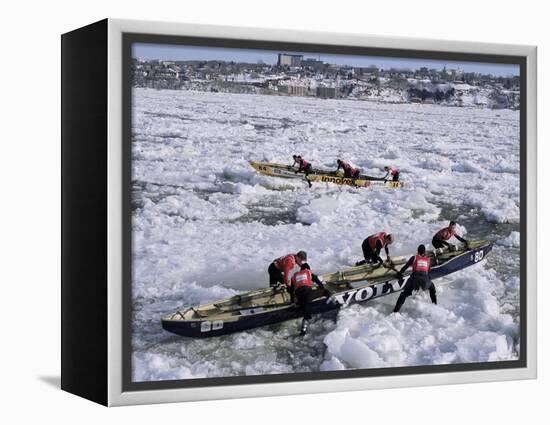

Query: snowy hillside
[131,88,520,381]
[174,75,519,109]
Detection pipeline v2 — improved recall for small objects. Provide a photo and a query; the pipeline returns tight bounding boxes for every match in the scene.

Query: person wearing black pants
[383,166,400,182]
[268,262,284,288]
[393,244,437,313]
[290,262,330,335]
[393,275,437,313]
[267,251,307,288]
[293,155,314,187]
[356,232,394,266]
[360,238,387,264]
[336,159,361,179]
[432,221,468,250]
[294,158,313,177]
[293,286,316,321]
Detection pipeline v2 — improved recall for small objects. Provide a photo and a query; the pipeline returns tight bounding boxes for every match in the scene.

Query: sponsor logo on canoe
[258,164,294,177]
[329,279,405,307]
[318,176,367,186]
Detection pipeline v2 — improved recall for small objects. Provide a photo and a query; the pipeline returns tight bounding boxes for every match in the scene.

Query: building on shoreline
[131,56,520,109]
[277,53,303,67]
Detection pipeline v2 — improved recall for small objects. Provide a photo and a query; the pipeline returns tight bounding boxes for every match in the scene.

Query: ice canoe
[249,161,403,188]
[161,240,491,338]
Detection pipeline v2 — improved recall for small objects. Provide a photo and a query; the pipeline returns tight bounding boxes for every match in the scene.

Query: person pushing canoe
[432,221,468,250]
[292,155,313,188]
[383,166,400,182]
[290,262,330,335]
[292,155,313,176]
[268,251,307,288]
[392,244,436,313]
[356,232,394,266]
[336,159,361,179]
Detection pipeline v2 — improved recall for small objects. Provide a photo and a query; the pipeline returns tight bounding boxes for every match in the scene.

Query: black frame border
[122,32,528,392]
[61,19,109,405]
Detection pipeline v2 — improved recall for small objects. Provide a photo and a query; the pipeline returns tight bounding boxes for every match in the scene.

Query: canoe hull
[249,161,402,188]
[161,242,492,338]
[307,174,402,188]
[249,161,300,179]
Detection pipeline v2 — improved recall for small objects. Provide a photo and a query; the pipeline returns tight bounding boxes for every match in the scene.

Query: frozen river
[130,88,520,381]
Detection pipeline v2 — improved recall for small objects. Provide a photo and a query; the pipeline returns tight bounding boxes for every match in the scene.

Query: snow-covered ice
[131,88,520,381]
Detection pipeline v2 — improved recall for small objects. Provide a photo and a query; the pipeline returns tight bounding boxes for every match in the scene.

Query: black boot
[300,318,309,336]
[429,287,437,305]
[393,293,407,313]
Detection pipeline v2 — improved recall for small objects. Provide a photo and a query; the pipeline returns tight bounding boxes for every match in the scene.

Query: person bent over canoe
[432,221,468,251]
[392,244,436,313]
[356,232,394,266]
[268,251,307,288]
[290,262,330,336]
[336,159,361,179]
[292,155,313,188]
[292,155,313,176]
[383,166,400,182]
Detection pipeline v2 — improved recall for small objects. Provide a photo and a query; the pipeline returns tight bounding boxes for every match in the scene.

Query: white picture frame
[61,18,537,406]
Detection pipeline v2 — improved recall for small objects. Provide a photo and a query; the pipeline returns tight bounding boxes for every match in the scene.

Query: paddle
[382,260,405,283]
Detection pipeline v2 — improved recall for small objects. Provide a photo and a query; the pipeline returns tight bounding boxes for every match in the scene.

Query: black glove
[295,170,299,174]
[464,240,470,249]
[323,289,333,298]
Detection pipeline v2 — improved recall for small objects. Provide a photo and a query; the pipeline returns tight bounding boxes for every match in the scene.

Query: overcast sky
[133,43,519,77]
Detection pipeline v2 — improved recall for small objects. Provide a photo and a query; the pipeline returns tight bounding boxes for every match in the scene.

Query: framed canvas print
[61,18,537,406]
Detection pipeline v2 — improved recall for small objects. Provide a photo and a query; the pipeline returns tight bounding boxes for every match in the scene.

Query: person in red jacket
[392,244,436,313]
[356,232,394,266]
[290,262,329,335]
[383,166,400,182]
[292,155,313,176]
[268,251,307,288]
[292,155,313,187]
[336,159,361,179]
[432,221,468,250]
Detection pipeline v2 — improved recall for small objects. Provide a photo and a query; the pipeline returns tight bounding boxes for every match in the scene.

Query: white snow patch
[321,267,518,370]
[498,231,520,247]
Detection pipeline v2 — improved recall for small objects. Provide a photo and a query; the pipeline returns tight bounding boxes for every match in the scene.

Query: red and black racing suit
[357,232,390,265]
[296,158,313,177]
[432,227,467,249]
[393,254,436,313]
[290,263,325,320]
[337,161,360,179]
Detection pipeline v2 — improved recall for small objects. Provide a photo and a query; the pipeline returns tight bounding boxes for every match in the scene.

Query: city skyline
[133,43,520,77]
